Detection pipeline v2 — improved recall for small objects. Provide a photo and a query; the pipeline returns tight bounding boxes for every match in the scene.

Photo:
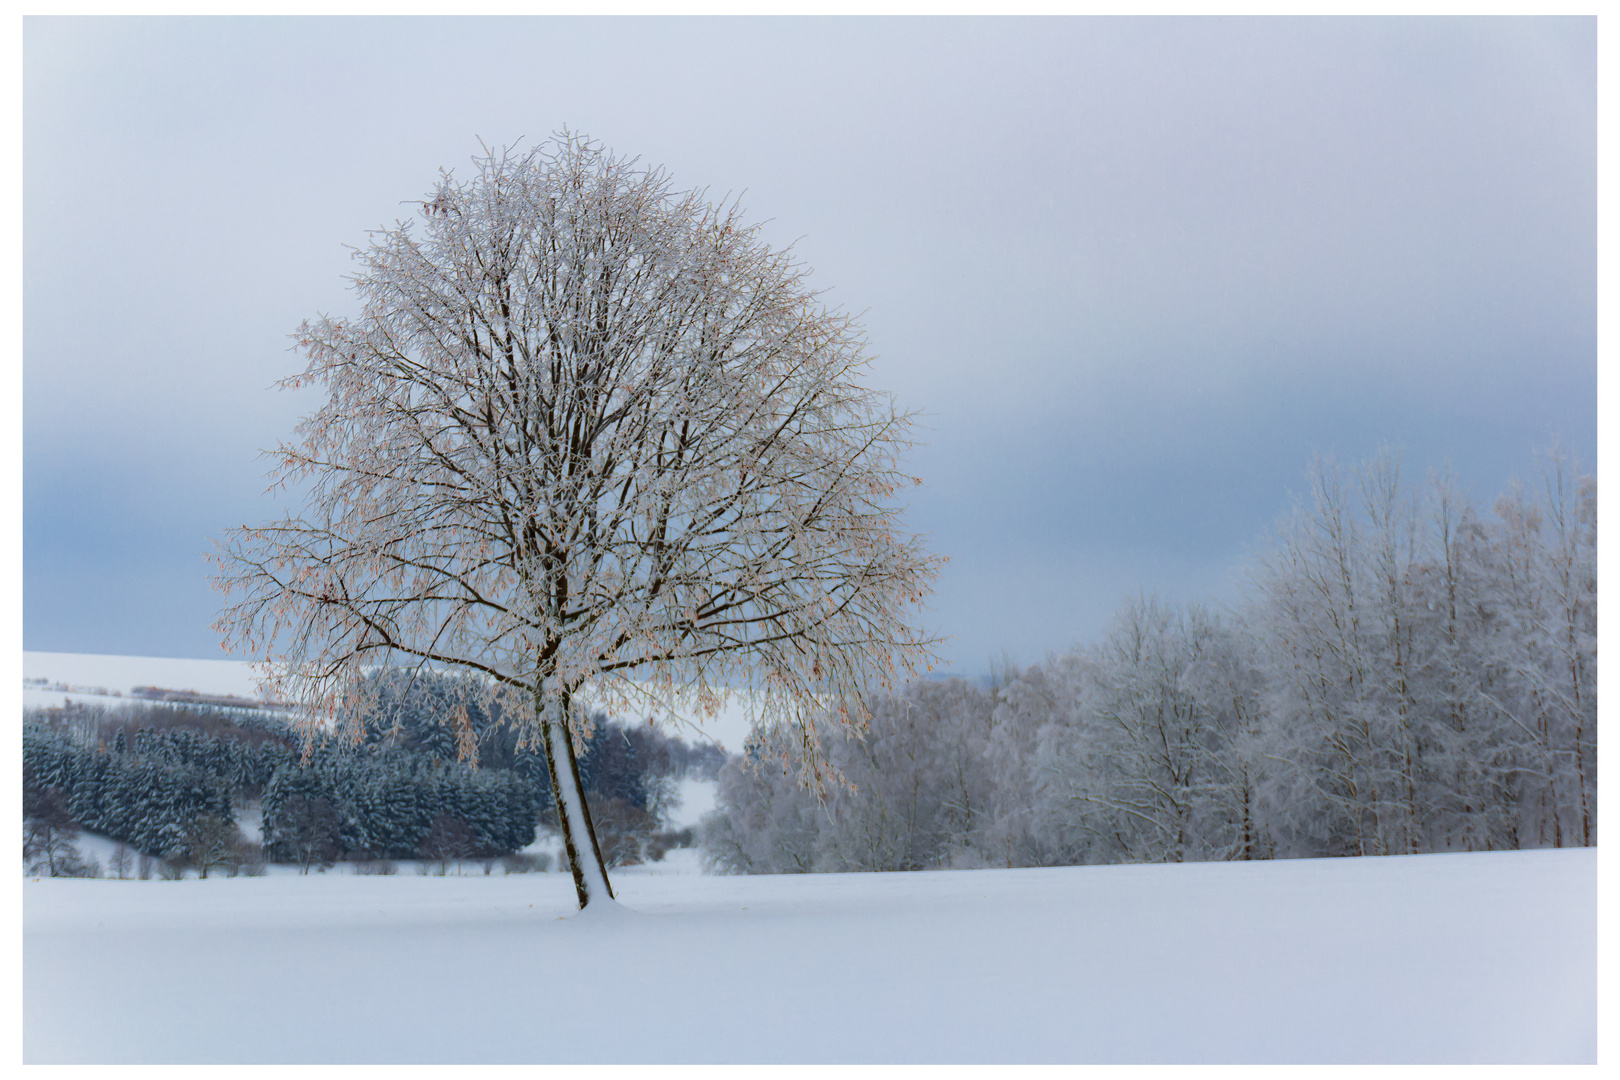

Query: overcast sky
[23,16,1596,675]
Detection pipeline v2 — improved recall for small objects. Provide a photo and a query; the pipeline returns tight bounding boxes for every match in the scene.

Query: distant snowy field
[21,650,758,751]
[22,651,265,710]
[24,849,1593,1063]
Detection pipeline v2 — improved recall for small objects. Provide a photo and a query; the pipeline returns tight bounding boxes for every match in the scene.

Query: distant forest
[702,447,1596,873]
[24,668,724,878]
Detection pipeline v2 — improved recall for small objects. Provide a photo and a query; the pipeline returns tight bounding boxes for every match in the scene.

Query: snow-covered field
[24,848,1594,1064]
[19,652,1600,1062]
[23,651,266,698]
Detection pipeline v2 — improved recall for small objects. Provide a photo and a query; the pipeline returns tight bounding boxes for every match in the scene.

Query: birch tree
[213,134,941,908]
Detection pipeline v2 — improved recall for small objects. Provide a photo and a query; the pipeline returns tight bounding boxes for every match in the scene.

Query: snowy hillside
[23,650,723,876]
[24,848,1594,1064]
[22,650,757,752]
[22,651,269,711]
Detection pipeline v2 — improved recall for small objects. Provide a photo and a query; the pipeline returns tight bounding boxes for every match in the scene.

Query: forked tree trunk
[538,688,615,909]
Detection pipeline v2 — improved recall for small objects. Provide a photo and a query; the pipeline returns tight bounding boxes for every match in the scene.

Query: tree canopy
[214,133,941,905]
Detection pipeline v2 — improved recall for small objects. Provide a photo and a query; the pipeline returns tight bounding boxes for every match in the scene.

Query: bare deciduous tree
[585,793,658,869]
[24,820,88,878]
[418,814,477,875]
[182,813,245,880]
[214,133,941,908]
[278,795,343,874]
[23,783,92,878]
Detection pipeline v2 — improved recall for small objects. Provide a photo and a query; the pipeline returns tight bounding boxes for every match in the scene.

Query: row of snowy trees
[702,447,1595,872]
[23,679,719,870]
[24,723,238,861]
[259,747,541,865]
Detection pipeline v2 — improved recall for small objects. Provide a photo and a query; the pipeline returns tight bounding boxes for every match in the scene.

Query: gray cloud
[24,16,1595,672]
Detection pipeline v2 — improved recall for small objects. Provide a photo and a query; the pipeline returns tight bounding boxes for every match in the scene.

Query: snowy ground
[18,653,1600,1061]
[24,848,1594,1064]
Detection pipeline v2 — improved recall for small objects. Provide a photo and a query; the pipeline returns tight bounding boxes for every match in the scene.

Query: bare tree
[182,814,245,880]
[417,813,477,875]
[109,844,135,881]
[280,795,342,874]
[24,821,89,878]
[214,133,940,908]
[23,784,92,878]
[585,793,658,869]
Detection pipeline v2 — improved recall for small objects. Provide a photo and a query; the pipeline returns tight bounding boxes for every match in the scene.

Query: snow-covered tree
[702,443,1595,874]
[1020,599,1269,866]
[1470,447,1597,849]
[1247,447,1597,856]
[1246,452,1428,856]
[980,653,1096,868]
[811,685,970,872]
[702,750,825,874]
[214,134,941,908]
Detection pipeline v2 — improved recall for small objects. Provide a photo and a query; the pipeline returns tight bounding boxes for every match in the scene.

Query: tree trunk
[539,689,615,909]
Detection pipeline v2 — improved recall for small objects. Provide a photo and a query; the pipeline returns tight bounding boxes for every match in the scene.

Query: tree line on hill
[23,671,726,877]
[702,447,1596,873]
